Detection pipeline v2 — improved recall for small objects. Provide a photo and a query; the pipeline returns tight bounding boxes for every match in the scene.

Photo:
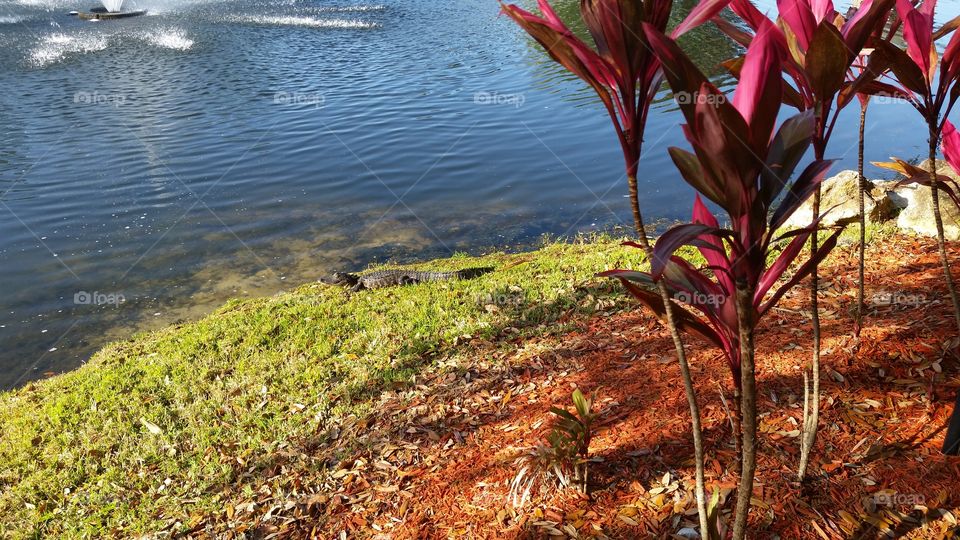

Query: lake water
[0,0,954,389]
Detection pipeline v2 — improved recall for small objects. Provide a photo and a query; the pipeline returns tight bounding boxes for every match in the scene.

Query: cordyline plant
[869,0,960,336]
[602,23,840,538]
[500,0,729,530]
[710,0,895,480]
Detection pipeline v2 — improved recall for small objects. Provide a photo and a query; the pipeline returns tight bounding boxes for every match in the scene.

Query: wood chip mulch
[198,234,960,539]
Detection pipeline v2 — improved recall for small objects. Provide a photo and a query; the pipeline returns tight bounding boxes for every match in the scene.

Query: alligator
[319,267,494,291]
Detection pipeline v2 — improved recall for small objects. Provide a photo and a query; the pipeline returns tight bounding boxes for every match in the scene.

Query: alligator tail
[417,267,493,282]
[453,267,495,280]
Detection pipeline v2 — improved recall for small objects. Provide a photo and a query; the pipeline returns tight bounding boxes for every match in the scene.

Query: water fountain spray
[100,0,124,12]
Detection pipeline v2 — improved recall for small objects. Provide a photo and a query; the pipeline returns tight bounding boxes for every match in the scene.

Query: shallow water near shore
[0,0,957,389]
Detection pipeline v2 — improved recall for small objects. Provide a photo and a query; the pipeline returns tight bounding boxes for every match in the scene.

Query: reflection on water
[0,0,950,389]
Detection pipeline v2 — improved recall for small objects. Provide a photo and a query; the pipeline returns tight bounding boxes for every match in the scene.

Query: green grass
[0,236,655,538]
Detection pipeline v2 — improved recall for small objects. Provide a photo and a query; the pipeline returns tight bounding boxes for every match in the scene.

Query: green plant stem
[731,282,757,540]
[856,103,868,340]
[928,126,960,335]
[628,174,709,536]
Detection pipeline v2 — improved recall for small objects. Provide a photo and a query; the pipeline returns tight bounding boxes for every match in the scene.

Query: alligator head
[319,271,360,287]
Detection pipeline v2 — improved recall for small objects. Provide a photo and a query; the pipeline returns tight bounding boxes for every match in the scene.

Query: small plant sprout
[508,389,597,508]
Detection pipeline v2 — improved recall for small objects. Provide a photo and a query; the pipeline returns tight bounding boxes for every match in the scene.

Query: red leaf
[896,0,935,82]
[942,120,960,175]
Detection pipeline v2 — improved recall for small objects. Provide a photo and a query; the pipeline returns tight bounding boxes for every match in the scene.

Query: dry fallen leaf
[140,417,163,435]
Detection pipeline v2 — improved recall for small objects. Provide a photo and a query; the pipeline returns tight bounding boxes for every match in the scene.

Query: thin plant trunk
[731,283,757,540]
[927,126,960,335]
[628,174,644,243]
[798,187,822,480]
[856,104,868,340]
[732,389,743,458]
[627,174,709,536]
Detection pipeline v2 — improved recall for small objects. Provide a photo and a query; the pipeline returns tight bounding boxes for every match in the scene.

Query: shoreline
[0,235,650,536]
[1,225,956,537]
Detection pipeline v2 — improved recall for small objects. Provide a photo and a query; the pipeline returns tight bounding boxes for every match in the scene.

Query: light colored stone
[784,170,896,228]
[873,180,908,209]
[894,159,960,240]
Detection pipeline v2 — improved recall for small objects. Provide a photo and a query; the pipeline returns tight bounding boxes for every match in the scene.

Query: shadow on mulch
[208,234,960,539]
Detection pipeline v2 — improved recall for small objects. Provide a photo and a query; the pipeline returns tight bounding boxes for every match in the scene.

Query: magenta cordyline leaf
[664,256,740,342]
[641,25,763,221]
[758,229,842,315]
[841,0,874,38]
[777,0,820,49]
[896,0,935,82]
[754,207,834,311]
[670,0,733,38]
[941,120,960,174]
[866,0,960,192]
[939,29,960,89]
[810,0,835,23]
[733,20,784,148]
[650,223,726,280]
[692,196,735,294]
[755,230,812,305]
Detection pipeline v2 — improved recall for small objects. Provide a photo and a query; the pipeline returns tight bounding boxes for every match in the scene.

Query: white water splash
[315,5,385,12]
[229,15,379,29]
[28,28,194,67]
[30,32,109,67]
[0,15,24,23]
[140,28,193,49]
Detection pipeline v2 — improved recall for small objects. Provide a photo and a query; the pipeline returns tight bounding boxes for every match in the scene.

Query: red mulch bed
[208,234,960,539]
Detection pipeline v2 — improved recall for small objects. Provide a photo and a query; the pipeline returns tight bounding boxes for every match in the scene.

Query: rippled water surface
[0,0,956,388]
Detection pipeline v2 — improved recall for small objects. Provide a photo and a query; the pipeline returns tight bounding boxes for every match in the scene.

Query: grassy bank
[0,236,658,538]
